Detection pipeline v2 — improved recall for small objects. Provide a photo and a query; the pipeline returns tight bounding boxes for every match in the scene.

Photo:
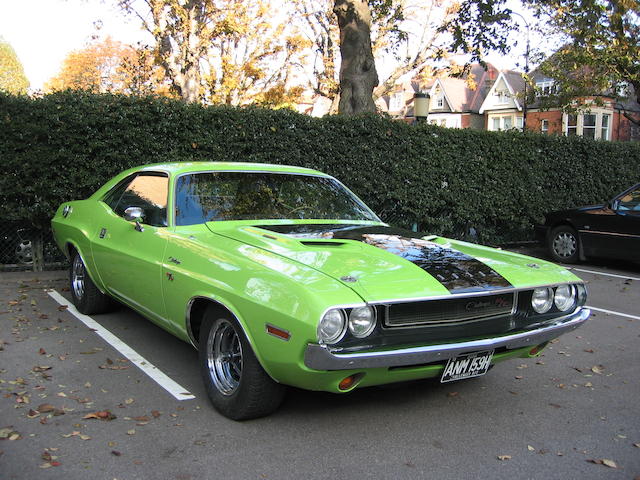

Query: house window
[495,91,509,104]
[566,114,578,136]
[536,80,557,96]
[490,115,521,131]
[582,114,596,139]
[564,112,612,140]
[516,117,524,130]
[541,119,549,134]
[389,92,403,111]
[601,114,611,140]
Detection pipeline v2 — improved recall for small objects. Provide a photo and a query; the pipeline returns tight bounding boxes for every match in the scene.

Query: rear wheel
[548,225,580,263]
[69,250,114,314]
[199,307,286,420]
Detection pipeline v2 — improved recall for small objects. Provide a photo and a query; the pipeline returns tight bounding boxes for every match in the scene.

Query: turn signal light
[529,342,548,356]
[338,373,365,391]
[266,324,290,341]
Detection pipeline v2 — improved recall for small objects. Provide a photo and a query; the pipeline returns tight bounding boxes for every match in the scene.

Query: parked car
[0,224,33,265]
[52,162,589,420]
[536,183,640,263]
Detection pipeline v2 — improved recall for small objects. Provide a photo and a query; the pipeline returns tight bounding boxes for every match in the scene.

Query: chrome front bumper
[304,308,590,371]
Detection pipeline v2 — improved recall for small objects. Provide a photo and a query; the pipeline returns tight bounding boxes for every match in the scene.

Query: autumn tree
[45,37,169,95]
[297,0,462,113]
[0,38,29,95]
[118,0,309,106]
[445,0,640,124]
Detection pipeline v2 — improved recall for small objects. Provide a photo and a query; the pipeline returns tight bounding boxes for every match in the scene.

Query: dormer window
[495,90,509,104]
[432,86,444,109]
[536,80,557,96]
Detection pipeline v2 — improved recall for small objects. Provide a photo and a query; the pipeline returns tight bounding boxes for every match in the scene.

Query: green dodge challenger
[52,162,589,420]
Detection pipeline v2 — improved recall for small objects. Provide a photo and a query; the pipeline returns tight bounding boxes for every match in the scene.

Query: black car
[536,183,640,263]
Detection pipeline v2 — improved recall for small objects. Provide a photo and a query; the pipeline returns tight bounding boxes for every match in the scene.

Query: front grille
[385,292,515,327]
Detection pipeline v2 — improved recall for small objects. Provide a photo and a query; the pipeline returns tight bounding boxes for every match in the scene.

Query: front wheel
[69,251,114,314]
[199,308,286,420]
[548,225,580,263]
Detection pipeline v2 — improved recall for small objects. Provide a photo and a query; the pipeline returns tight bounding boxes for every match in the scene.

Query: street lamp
[511,11,530,131]
[414,92,430,123]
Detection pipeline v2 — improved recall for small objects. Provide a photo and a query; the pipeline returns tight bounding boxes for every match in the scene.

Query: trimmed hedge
[1,90,639,244]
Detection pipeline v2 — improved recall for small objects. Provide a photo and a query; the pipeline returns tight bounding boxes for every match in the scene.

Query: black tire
[199,307,286,420]
[69,250,114,315]
[547,225,580,264]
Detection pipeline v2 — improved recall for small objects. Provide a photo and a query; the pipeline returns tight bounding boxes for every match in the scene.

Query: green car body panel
[52,162,589,394]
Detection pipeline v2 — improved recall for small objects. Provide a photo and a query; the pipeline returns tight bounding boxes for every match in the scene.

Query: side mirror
[124,207,145,232]
[607,200,619,211]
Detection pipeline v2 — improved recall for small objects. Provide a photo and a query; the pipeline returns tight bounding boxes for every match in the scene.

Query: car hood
[207,222,580,303]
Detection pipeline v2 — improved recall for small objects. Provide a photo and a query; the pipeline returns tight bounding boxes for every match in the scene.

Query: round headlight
[554,284,576,311]
[531,287,554,313]
[318,309,346,344]
[348,306,376,338]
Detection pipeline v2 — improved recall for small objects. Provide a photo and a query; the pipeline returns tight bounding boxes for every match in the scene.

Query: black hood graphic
[256,224,513,294]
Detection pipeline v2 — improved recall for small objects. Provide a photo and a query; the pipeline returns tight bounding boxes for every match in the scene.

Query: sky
[0,0,543,93]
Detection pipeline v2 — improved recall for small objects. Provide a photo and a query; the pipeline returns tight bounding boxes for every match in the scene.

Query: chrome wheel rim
[552,232,577,258]
[207,319,242,396]
[71,255,85,300]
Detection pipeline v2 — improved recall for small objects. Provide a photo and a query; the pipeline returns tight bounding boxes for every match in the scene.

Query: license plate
[440,350,494,383]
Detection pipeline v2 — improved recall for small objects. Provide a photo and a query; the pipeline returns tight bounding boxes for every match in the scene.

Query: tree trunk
[333,0,378,114]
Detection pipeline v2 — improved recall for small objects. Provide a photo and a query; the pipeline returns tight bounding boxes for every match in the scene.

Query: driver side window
[618,186,640,213]
[104,172,169,226]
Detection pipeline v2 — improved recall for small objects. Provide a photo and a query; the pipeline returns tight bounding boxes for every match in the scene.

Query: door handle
[99,228,107,239]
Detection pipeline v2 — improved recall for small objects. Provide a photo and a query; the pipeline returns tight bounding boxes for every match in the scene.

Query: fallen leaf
[111,450,121,456]
[0,428,17,439]
[83,410,116,421]
[132,416,149,422]
[37,404,55,413]
[587,459,618,468]
[57,305,68,311]
[38,348,46,355]
[548,403,562,408]
[125,398,134,405]
[591,365,604,374]
[27,409,40,419]
[497,455,511,461]
[127,429,136,435]
[633,443,640,448]
[527,445,535,451]
[584,348,594,353]
[32,366,52,372]
[447,392,459,397]
[515,375,523,380]
[151,410,161,418]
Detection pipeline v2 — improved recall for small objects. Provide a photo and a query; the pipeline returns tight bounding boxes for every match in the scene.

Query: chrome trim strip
[304,308,590,371]
[579,230,640,239]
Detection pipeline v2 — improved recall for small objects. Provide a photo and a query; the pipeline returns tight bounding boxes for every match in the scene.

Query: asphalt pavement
[1,250,639,480]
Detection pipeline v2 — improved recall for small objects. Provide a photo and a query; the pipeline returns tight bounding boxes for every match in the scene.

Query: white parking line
[586,306,640,321]
[47,290,195,401]
[571,268,640,281]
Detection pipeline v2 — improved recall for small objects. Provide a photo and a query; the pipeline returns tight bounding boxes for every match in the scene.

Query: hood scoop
[299,240,346,247]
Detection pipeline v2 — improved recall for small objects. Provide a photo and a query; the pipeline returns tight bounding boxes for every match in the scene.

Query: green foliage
[1,91,639,244]
[0,39,29,95]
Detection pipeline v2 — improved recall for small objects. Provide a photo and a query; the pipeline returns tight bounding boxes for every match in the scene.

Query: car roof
[137,162,327,177]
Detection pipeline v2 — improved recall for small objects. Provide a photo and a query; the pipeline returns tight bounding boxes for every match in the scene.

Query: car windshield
[175,171,379,225]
